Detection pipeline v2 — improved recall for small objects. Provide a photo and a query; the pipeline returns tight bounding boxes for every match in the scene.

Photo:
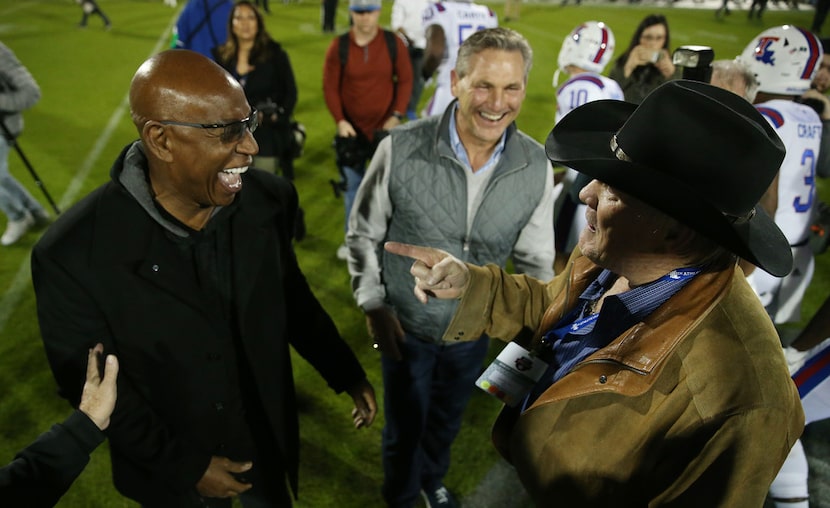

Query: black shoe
[421,486,459,508]
[293,207,306,241]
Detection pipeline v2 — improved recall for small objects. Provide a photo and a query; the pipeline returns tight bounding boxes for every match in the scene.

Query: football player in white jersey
[554,22,622,122]
[420,0,498,117]
[739,26,823,326]
[738,25,824,508]
[552,21,623,272]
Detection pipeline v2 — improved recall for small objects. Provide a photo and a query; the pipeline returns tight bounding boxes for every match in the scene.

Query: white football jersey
[421,1,498,117]
[749,99,822,324]
[391,0,432,50]
[555,73,624,123]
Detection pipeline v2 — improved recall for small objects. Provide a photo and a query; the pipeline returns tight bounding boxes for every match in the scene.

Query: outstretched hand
[79,343,119,431]
[383,242,470,303]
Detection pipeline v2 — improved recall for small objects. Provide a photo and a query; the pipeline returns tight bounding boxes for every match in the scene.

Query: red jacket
[323,29,413,141]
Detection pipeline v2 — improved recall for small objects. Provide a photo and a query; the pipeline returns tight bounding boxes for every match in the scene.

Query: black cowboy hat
[545,79,792,277]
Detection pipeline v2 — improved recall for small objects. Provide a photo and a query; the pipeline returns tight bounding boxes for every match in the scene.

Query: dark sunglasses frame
[159,108,258,143]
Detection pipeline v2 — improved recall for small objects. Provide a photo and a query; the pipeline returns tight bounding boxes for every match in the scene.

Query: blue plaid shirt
[522,267,700,410]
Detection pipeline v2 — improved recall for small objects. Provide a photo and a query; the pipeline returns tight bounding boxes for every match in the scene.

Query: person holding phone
[609,13,677,104]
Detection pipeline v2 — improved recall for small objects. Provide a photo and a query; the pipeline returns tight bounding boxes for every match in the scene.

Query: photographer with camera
[0,42,50,247]
[609,14,677,104]
[213,1,305,239]
[323,0,412,260]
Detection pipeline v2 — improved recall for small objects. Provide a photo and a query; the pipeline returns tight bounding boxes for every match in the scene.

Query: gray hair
[711,59,758,103]
[455,27,533,82]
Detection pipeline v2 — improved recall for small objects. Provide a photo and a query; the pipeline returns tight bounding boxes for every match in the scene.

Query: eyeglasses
[159,108,258,143]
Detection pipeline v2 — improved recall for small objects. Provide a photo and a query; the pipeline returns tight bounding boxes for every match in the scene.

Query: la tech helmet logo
[754,36,780,65]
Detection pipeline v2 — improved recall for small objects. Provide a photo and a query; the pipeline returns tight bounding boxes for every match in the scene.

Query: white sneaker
[1,211,35,246]
[336,243,349,260]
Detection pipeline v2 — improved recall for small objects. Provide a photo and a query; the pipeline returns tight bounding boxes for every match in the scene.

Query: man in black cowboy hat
[383,79,803,506]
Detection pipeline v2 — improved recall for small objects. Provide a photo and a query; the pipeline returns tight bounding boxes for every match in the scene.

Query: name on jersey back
[799,124,821,139]
[457,11,490,20]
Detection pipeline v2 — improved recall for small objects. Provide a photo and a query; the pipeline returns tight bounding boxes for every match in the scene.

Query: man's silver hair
[455,27,533,82]
[711,59,759,103]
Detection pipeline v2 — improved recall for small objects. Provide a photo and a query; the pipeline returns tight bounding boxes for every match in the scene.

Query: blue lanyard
[560,312,598,335]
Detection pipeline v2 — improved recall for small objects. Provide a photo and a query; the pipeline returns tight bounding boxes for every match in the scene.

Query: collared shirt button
[214,402,224,411]
[152,264,160,272]
[599,375,607,384]
[207,352,220,361]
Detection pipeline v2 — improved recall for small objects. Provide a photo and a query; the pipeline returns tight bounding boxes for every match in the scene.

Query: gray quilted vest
[381,110,550,342]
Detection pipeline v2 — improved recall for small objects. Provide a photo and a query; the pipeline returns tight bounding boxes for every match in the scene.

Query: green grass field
[0,0,825,506]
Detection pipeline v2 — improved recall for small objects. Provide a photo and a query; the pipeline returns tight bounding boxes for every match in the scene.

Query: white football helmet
[557,21,615,76]
[738,25,823,95]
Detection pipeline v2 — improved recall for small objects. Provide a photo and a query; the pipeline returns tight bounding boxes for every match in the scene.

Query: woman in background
[213,1,305,238]
[609,14,676,104]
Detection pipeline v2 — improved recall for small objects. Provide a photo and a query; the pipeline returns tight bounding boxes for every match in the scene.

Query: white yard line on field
[0,13,179,334]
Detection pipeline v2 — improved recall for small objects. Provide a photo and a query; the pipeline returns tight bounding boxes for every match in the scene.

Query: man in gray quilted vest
[345,27,554,508]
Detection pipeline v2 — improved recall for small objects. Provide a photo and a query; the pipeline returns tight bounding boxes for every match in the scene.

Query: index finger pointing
[384,242,447,268]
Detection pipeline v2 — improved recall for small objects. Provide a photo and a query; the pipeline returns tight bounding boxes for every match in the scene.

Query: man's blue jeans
[0,136,44,221]
[380,334,491,507]
[342,162,365,232]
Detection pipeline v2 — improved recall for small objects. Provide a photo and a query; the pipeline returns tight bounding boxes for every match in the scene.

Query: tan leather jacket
[445,253,804,507]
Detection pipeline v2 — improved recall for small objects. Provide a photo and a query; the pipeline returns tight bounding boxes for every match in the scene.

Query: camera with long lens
[672,45,715,83]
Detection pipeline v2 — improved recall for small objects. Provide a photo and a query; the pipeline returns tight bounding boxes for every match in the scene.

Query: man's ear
[664,223,697,253]
[142,121,174,163]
